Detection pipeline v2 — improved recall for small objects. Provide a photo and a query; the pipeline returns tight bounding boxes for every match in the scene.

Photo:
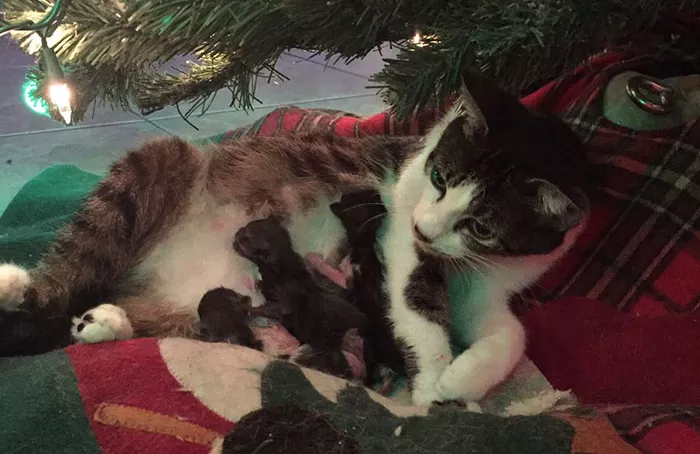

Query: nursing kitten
[232,217,370,380]
[197,287,263,351]
[330,191,405,375]
[0,71,590,406]
[198,193,404,382]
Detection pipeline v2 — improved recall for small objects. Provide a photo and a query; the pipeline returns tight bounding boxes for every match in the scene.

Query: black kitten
[197,287,263,351]
[232,217,370,380]
[0,310,72,356]
[330,191,405,375]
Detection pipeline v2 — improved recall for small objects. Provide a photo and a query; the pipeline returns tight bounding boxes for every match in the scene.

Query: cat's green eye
[430,168,446,192]
[464,218,494,241]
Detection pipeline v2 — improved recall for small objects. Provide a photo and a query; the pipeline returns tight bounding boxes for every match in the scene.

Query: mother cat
[0,72,591,406]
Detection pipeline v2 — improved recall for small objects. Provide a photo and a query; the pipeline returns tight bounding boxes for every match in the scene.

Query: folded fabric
[524,297,700,405]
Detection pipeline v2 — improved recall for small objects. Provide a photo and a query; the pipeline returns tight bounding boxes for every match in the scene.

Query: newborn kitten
[198,193,405,384]
[197,287,262,351]
[0,310,72,356]
[228,217,370,380]
[330,191,405,375]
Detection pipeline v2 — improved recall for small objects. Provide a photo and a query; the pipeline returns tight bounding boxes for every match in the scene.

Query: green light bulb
[22,79,50,117]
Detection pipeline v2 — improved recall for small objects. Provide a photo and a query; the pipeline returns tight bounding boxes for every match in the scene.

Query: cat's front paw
[411,371,447,407]
[0,264,30,311]
[71,304,134,344]
[436,354,492,403]
[412,385,444,407]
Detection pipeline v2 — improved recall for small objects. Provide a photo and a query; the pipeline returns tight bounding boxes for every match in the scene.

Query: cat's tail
[0,137,206,317]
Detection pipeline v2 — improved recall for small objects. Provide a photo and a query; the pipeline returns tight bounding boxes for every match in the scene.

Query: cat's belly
[134,196,345,313]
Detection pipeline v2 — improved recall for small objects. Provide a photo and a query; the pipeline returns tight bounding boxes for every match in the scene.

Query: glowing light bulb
[412,32,422,45]
[48,82,72,124]
[22,79,50,117]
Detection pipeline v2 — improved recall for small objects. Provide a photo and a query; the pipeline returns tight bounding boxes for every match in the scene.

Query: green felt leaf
[0,350,100,453]
[261,361,575,453]
[0,165,100,267]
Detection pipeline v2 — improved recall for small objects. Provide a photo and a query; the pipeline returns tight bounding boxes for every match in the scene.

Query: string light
[1,0,74,124]
[40,36,73,124]
[48,81,72,124]
[412,31,423,45]
[410,31,435,48]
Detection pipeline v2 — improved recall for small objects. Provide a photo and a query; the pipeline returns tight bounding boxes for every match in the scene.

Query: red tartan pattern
[526,55,700,315]
[604,405,700,453]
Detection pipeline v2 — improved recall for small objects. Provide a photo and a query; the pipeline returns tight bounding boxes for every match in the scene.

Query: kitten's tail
[0,137,206,317]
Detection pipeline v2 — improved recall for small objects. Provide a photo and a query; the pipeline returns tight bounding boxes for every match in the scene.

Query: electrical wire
[0,0,63,35]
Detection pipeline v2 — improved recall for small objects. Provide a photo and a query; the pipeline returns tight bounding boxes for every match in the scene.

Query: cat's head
[407,71,592,262]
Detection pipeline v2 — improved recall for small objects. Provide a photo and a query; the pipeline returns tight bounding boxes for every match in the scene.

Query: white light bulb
[48,82,72,124]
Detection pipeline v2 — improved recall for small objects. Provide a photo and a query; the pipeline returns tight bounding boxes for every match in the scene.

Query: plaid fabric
[225,52,700,317]
[523,53,700,316]
[604,405,700,453]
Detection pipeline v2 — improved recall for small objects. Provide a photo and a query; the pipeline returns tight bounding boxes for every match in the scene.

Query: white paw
[465,401,483,413]
[0,264,30,311]
[411,371,444,407]
[71,304,134,344]
[412,385,443,407]
[436,354,492,403]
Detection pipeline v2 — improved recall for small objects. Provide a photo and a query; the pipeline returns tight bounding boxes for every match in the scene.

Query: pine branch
[373,0,700,118]
[3,0,700,123]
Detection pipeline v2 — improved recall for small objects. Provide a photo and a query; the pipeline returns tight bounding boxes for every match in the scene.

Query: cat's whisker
[338,202,389,214]
[463,250,497,271]
[447,257,473,295]
[462,254,494,279]
[473,253,499,268]
[455,254,487,279]
[359,212,388,231]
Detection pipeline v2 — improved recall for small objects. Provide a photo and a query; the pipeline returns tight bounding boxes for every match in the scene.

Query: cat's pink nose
[413,224,432,243]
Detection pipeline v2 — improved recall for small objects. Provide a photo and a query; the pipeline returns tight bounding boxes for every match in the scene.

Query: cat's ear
[457,70,528,136]
[457,75,490,136]
[527,178,586,231]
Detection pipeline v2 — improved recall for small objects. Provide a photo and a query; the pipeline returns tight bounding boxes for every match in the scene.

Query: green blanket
[0,165,100,267]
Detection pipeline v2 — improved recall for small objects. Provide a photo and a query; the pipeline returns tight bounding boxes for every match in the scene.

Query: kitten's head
[408,71,592,261]
[330,191,386,240]
[233,217,293,265]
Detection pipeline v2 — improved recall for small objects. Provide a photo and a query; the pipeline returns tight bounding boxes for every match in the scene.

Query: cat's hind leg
[0,263,31,311]
[71,304,134,344]
[4,137,205,318]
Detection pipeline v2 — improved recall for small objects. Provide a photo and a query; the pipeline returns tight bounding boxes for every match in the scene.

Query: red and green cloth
[3,336,697,454]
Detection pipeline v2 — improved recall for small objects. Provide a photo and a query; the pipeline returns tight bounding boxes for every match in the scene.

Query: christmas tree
[1,0,697,125]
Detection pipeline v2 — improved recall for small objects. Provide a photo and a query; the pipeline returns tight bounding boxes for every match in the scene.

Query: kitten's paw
[71,304,134,344]
[436,355,492,402]
[0,264,30,311]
